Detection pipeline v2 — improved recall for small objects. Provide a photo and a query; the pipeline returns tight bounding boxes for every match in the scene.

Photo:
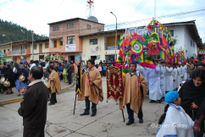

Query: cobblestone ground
[0,77,165,137]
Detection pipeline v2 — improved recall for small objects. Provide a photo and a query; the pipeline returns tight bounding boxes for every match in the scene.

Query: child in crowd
[156,91,194,137]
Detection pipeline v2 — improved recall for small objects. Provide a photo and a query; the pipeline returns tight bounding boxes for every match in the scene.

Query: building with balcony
[0,42,13,62]
[79,29,125,64]
[31,39,49,61]
[48,17,104,62]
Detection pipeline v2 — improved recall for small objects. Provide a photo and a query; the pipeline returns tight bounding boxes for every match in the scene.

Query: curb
[0,83,75,106]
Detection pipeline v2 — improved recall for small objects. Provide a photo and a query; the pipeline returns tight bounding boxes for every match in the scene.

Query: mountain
[0,19,48,44]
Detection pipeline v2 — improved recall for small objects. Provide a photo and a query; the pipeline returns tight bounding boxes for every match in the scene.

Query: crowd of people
[1,57,205,137]
[0,60,78,96]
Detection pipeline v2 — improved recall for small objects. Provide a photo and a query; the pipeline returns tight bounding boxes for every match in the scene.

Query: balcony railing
[6,49,30,56]
[104,42,118,50]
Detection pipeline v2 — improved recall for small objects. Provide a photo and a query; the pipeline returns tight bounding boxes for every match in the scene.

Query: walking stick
[122,109,125,122]
[73,91,77,115]
[73,64,81,115]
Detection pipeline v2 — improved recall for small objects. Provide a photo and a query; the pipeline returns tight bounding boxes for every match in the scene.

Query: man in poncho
[120,63,148,125]
[78,60,103,117]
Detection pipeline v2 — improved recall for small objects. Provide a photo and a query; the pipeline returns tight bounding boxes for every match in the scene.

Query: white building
[164,20,202,58]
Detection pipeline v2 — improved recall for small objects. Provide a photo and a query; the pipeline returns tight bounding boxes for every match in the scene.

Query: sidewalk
[0,81,75,105]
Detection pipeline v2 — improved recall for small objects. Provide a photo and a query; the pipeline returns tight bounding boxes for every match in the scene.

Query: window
[87,24,91,30]
[170,30,174,36]
[34,44,37,49]
[90,39,98,45]
[60,38,63,46]
[45,42,49,48]
[67,36,75,44]
[54,40,57,48]
[53,25,59,31]
[68,23,75,29]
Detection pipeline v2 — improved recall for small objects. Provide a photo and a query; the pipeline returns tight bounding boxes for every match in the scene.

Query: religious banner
[106,66,124,101]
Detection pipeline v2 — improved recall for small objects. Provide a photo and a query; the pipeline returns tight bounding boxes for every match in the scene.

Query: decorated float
[115,20,185,75]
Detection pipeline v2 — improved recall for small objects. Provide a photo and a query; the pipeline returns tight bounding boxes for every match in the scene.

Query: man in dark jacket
[18,67,49,137]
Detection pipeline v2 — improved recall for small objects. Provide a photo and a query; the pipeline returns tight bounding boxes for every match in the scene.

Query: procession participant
[165,63,174,92]
[16,64,29,96]
[121,63,148,125]
[187,60,195,80]
[177,64,183,86]
[172,64,178,90]
[42,67,49,87]
[156,91,194,137]
[179,69,205,137]
[159,62,166,97]
[181,62,188,81]
[148,61,162,103]
[4,64,15,94]
[0,63,6,93]
[179,69,205,118]
[18,67,49,137]
[78,60,103,117]
[67,61,73,85]
[47,66,61,105]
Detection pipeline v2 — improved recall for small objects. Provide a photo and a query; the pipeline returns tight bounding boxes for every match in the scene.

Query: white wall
[169,25,197,58]
[183,27,197,58]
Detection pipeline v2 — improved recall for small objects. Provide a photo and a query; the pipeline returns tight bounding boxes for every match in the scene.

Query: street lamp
[110,11,118,60]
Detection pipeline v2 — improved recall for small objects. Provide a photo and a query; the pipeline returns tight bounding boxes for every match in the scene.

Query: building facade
[80,29,124,64]
[164,20,202,58]
[48,18,104,62]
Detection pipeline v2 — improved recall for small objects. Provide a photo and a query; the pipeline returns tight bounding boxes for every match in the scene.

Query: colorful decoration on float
[116,19,186,75]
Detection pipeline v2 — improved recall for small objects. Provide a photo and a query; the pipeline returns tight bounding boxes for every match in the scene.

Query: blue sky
[0,0,205,43]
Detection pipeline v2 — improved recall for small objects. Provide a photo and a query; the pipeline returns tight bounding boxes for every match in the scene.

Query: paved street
[0,78,165,137]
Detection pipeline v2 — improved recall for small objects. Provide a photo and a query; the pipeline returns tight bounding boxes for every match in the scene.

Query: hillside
[0,19,48,44]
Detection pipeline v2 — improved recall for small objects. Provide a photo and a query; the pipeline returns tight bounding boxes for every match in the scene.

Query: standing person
[181,62,188,81]
[187,60,195,80]
[18,67,49,137]
[172,64,178,90]
[148,63,162,103]
[179,69,205,137]
[0,63,6,93]
[16,64,29,96]
[48,66,61,105]
[177,64,183,86]
[165,64,174,92]
[160,62,166,97]
[97,63,103,76]
[58,63,63,81]
[121,63,148,125]
[67,62,73,85]
[4,64,15,94]
[78,60,103,117]
[156,91,194,137]
[102,63,106,76]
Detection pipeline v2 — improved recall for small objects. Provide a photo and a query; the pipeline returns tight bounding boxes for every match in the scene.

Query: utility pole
[110,11,118,60]
[32,31,34,60]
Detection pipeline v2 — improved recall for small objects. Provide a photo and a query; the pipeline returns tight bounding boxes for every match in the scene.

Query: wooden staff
[73,64,81,115]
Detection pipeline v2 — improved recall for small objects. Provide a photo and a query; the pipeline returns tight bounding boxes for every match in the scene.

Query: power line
[105,8,205,30]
